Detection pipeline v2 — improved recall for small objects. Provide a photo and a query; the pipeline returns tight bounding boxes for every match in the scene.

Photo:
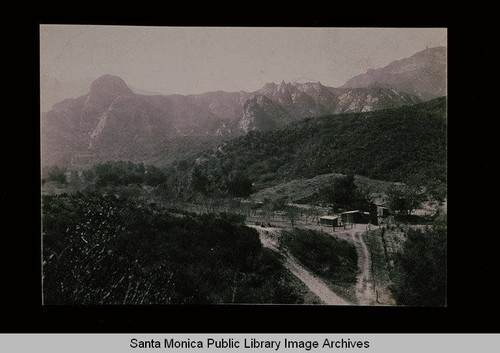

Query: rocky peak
[293,81,325,94]
[259,81,297,95]
[86,75,135,111]
[90,75,134,98]
[262,82,277,90]
[277,80,295,93]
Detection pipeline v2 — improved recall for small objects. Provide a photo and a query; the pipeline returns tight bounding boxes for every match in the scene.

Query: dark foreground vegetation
[42,192,304,304]
[389,214,447,306]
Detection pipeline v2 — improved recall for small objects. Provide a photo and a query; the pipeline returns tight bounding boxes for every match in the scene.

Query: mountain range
[41,46,446,168]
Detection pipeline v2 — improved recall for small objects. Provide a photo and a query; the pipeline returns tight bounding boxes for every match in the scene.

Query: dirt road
[248,222,377,305]
[306,224,376,305]
[247,225,351,305]
[351,231,375,305]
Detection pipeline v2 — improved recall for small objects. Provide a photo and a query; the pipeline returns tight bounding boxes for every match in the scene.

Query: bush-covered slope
[42,193,304,304]
[280,229,358,286]
[195,97,446,191]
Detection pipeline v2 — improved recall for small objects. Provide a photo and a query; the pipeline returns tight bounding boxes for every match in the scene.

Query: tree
[94,162,120,187]
[284,205,300,228]
[272,196,289,211]
[326,174,357,211]
[226,172,253,198]
[387,184,424,216]
[425,178,447,205]
[261,198,275,225]
[68,171,83,192]
[190,166,210,196]
[144,165,166,186]
[325,174,371,212]
[82,169,95,183]
[44,165,67,184]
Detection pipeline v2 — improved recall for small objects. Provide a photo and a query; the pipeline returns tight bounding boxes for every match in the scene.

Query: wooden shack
[341,210,368,224]
[320,216,339,227]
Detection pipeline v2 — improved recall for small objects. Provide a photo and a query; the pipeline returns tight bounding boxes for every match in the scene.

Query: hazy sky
[40,25,447,95]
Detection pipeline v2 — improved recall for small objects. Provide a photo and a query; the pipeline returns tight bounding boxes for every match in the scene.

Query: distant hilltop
[341,46,446,100]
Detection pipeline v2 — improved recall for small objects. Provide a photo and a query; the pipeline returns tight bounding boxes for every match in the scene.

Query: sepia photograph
[40,25,447,307]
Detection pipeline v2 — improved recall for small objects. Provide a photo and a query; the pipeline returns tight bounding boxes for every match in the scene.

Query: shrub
[389,215,447,306]
[280,228,358,286]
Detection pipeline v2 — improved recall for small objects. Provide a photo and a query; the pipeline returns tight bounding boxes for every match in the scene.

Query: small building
[320,215,339,227]
[341,210,368,224]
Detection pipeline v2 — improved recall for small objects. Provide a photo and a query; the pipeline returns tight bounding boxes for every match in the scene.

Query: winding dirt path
[305,224,376,305]
[247,225,351,305]
[320,225,376,305]
[350,231,375,305]
[248,222,377,305]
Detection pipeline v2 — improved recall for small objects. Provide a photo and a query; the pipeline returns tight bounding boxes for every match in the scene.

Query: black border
[6,9,500,335]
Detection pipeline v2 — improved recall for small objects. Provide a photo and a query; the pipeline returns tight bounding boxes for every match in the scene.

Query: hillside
[192,97,447,192]
[341,46,446,100]
[250,173,401,206]
[42,193,308,304]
